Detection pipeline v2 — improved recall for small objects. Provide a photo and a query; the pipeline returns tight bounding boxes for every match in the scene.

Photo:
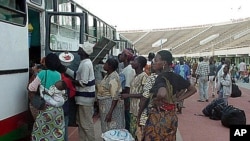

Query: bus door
[45,12,116,66]
[45,12,84,68]
[45,11,85,126]
[45,12,116,125]
[28,7,42,65]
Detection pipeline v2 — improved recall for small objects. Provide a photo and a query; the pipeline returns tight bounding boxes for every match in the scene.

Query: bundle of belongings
[202,98,246,128]
[101,129,134,141]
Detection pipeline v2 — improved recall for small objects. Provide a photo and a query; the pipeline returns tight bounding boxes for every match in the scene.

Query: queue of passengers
[27,43,198,141]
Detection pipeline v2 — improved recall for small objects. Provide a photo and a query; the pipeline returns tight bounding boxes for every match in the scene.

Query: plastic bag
[101,129,135,141]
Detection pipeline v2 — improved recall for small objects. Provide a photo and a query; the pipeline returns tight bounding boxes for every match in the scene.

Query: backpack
[202,98,227,119]
[221,105,246,128]
[231,83,242,97]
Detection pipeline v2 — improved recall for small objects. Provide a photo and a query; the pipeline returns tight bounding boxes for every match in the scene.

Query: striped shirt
[66,58,95,106]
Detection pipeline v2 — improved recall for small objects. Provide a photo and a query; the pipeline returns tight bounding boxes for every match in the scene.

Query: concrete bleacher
[120,18,250,57]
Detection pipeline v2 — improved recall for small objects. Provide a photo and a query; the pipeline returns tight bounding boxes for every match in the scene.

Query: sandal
[197,100,205,102]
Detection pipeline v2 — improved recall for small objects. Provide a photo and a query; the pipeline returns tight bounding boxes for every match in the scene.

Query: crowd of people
[27,48,197,141]
[27,41,250,141]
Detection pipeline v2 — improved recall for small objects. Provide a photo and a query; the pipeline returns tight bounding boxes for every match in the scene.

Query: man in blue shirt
[174,57,191,113]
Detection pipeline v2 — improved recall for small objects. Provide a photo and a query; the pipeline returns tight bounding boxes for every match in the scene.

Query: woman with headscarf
[28,53,65,141]
[142,50,197,141]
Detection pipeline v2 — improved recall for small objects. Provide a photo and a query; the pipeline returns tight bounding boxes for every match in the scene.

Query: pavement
[177,81,250,141]
[68,81,250,141]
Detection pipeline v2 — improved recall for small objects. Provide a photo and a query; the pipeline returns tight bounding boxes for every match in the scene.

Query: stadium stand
[120,18,250,59]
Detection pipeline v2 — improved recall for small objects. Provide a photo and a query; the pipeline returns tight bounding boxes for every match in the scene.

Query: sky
[75,0,250,31]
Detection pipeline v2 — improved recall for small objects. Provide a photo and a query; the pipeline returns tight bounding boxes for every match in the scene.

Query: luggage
[210,103,226,120]
[202,98,227,120]
[221,105,246,128]
[231,83,242,97]
[101,129,135,141]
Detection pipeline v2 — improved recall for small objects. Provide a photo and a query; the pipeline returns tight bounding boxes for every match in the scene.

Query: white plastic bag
[101,129,135,141]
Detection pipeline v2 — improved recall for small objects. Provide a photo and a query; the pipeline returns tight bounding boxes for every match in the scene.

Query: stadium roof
[119,18,250,58]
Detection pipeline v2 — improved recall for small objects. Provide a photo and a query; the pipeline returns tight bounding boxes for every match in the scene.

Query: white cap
[79,42,95,55]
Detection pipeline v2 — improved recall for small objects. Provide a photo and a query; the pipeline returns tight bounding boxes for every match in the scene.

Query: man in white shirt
[238,59,246,81]
[119,48,136,131]
[65,42,96,141]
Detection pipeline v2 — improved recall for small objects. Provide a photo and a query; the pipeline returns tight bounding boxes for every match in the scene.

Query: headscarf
[123,48,134,61]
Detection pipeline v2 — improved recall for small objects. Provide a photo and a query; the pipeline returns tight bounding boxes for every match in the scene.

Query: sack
[221,105,246,128]
[101,129,135,141]
[231,83,242,97]
[202,98,226,118]
[30,85,46,110]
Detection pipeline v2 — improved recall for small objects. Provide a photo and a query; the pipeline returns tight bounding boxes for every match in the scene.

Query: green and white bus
[0,0,133,140]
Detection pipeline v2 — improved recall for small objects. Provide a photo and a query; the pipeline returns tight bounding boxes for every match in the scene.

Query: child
[41,80,67,107]
[243,72,249,83]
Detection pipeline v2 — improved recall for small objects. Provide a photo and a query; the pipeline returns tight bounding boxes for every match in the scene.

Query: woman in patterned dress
[121,56,148,140]
[28,53,65,141]
[96,58,125,133]
[142,50,197,141]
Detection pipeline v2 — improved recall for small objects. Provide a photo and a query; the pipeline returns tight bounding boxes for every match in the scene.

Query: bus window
[45,0,53,11]
[58,1,72,12]
[48,15,81,51]
[106,26,112,39]
[76,7,88,41]
[99,22,104,38]
[97,20,102,39]
[113,30,116,40]
[88,14,97,38]
[30,0,42,6]
[0,0,26,25]
[93,18,97,37]
[76,6,83,14]
[103,24,107,37]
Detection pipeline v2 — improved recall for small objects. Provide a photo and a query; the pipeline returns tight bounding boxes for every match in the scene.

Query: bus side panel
[0,74,29,119]
[0,111,29,140]
[0,22,30,139]
[0,23,29,70]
